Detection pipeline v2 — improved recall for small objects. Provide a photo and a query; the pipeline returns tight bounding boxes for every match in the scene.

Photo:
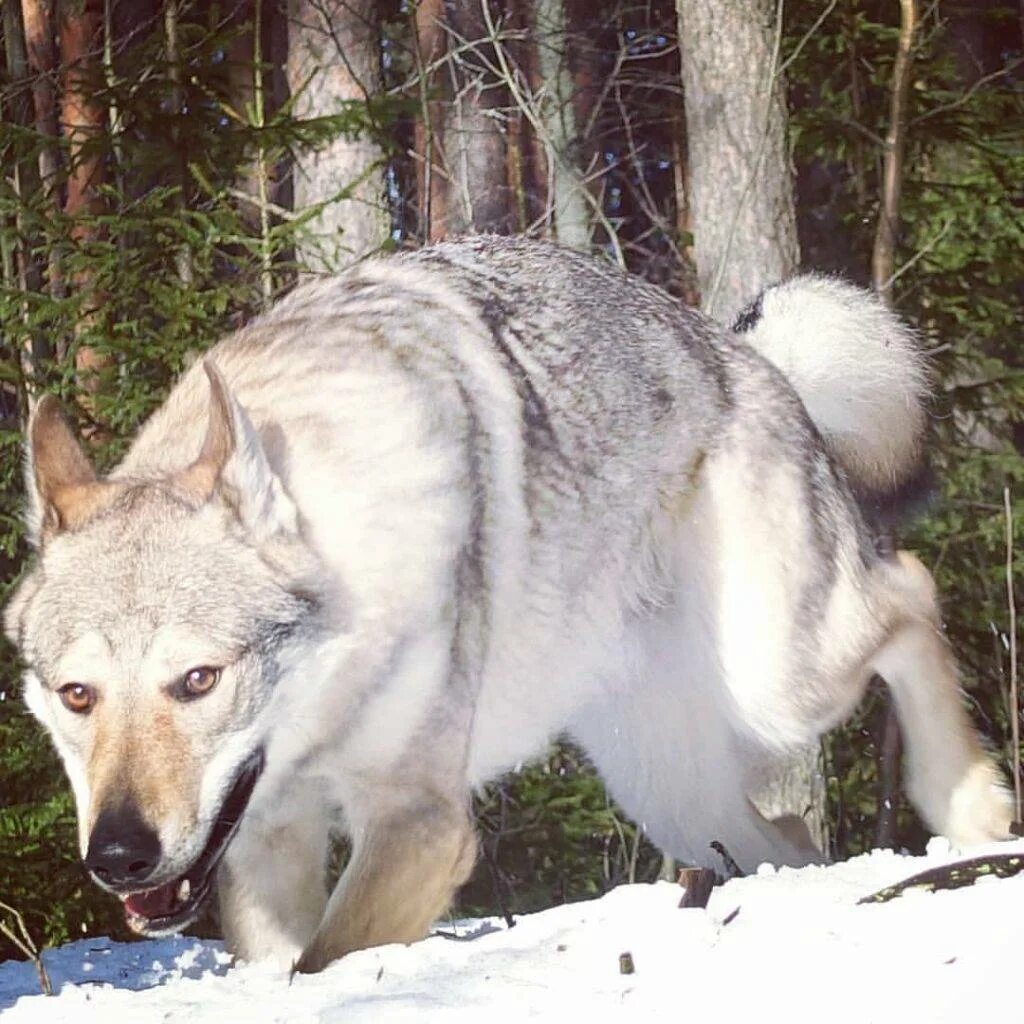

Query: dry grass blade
[0,900,53,996]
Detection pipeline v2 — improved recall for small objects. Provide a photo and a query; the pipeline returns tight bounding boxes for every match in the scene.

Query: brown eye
[58,683,96,715]
[176,666,220,701]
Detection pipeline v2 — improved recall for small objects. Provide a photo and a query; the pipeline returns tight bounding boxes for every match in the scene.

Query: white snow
[3,838,1022,1023]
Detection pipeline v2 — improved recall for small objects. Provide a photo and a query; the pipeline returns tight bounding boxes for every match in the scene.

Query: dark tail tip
[855,457,937,542]
[731,292,765,334]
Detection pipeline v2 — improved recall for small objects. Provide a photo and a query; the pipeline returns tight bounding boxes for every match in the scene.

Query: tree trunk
[19,0,60,179]
[412,0,511,240]
[60,0,106,239]
[871,0,919,849]
[534,0,589,248]
[670,106,700,307]
[440,0,511,237]
[564,0,606,247]
[413,0,449,242]
[59,0,108,405]
[286,0,389,271]
[871,0,918,302]
[676,0,823,853]
[3,0,49,374]
[164,0,194,286]
[504,0,546,233]
[675,0,799,320]
[21,0,64,310]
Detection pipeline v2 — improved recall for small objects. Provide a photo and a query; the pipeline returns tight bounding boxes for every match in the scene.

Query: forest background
[0,0,1021,960]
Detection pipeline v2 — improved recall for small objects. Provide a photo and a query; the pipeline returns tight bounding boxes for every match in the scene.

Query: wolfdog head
[4,365,322,935]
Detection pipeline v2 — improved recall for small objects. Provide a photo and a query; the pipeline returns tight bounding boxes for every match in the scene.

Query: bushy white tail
[734,275,929,496]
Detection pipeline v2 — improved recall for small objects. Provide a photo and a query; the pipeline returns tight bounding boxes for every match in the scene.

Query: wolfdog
[5,237,1013,971]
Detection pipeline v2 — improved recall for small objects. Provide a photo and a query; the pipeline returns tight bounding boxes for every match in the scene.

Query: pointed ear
[26,396,115,546]
[178,361,298,538]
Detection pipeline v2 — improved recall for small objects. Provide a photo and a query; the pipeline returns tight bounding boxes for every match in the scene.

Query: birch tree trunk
[534,0,589,248]
[675,0,825,853]
[676,0,799,320]
[286,0,389,271]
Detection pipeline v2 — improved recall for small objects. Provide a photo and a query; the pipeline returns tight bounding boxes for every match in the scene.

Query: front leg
[218,797,331,967]
[294,793,477,974]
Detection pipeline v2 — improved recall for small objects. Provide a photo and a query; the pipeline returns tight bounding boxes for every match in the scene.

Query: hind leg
[869,552,1014,845]
[569,613,823,874]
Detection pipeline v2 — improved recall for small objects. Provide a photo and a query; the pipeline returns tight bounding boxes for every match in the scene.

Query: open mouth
[121,748,264,936]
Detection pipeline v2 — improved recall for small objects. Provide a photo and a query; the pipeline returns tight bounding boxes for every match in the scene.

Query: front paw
[292,937,339,976]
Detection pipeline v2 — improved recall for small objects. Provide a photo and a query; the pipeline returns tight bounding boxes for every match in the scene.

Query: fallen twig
[858,852,1024,905]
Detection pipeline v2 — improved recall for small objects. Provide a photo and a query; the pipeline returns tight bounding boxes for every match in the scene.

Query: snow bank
[3,839,1022,1023]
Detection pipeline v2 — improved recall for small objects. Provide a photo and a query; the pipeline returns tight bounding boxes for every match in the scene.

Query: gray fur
[4,237,1012,971]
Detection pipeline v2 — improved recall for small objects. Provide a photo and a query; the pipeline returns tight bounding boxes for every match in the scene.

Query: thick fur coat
[5,238,1012,971]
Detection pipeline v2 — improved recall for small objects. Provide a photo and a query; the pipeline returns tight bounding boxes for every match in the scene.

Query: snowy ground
[2,838,1022,1023]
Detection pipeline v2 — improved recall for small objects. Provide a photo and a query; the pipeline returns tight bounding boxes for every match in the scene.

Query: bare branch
[881,215,953,292]
[911,57,1024,128]
[871,0,918,304]
[475,0,626,265]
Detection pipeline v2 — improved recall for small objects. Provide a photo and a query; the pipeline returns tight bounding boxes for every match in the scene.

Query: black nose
[84,802,162,889]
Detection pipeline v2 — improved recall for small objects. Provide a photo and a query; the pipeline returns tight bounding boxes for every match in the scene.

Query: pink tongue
[124,883,178,920]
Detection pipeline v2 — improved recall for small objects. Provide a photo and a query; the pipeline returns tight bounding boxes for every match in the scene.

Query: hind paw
[932,760,1016,848]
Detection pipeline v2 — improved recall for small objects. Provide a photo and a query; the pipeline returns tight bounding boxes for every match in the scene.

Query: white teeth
[177,878,191,902]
